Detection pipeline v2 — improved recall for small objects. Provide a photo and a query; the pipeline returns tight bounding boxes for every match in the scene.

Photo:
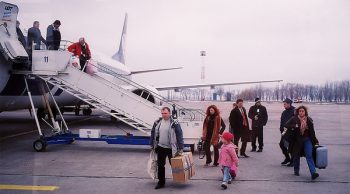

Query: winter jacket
[248,104,268,128]
[285,116,319,156]
[68,42,91,60]
[27,27,46,50]
[46,24,61,50]
[229,107,250,141]
[280,106,295,133]
[150,117,184,157]
[202,116,225,145]
[218,143,239,167]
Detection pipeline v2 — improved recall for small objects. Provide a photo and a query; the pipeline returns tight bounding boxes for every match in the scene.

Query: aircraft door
[0,2,28,62]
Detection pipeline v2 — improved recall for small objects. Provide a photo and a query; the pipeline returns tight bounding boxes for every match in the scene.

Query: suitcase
[315,146,328,169]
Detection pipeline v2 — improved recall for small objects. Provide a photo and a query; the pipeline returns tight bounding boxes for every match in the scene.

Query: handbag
[85,60,98,75]
[230,164,237,178]
[147,150,158,180]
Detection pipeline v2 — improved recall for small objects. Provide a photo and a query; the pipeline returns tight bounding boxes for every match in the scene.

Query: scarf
[298,116,308,135]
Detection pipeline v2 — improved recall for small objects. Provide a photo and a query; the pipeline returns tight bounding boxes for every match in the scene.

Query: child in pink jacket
[218,132,239,190]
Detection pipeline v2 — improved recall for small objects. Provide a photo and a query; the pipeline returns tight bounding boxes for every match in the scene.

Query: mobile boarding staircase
[25,49,205,152]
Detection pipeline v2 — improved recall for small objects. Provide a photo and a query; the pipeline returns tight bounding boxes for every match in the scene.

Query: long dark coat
[248,104,268,128]
[229,107,250,142]
[284,116,319,157]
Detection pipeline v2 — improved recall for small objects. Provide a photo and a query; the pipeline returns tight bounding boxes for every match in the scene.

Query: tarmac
[0,101,349,194]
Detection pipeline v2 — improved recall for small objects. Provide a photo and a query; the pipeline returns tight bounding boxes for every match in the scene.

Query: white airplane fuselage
[0,50,157,112]
[0,53,78,111]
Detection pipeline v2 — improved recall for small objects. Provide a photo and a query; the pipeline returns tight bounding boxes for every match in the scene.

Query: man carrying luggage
[150,107,184,189]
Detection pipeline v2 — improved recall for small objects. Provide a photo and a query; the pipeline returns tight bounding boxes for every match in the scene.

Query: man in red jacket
[68,37,91,71]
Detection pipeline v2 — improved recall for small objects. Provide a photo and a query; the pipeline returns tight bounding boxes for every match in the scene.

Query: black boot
[281,158,290,165]
[312,173,319,180]
[155,183,164,189]
[286,161,294,167]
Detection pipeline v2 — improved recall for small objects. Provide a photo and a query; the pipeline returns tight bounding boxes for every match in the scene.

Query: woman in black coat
[285,105,319,180]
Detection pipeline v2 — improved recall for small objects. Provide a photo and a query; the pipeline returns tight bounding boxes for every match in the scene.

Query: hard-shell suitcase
[315,146,328,169]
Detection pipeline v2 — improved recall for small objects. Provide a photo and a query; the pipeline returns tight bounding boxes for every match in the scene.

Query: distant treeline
[233,80,350,103]
[176,80,350,103]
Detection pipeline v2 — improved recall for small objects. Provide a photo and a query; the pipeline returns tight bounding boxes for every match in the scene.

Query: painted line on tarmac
[1,173,349,184]
[0,130,37,142]
[0,114,115,143]
[0,184,59,191]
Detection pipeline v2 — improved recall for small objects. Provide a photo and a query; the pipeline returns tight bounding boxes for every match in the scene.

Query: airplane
[0,1,282,121]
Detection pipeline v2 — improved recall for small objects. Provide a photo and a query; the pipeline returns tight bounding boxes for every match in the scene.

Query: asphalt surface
[0,102,349,194]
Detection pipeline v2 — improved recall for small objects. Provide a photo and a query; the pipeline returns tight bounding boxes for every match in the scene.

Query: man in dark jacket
[248,98,268,152]
[27,21,46,61]
[279,98,295,166]
[150,107,184,189]
[46,20,61,50]
[16,20,26,48]
[27,21,46,50]
[229,99,250,158]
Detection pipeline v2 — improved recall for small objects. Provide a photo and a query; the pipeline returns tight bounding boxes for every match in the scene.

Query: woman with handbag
[285,105,320,180]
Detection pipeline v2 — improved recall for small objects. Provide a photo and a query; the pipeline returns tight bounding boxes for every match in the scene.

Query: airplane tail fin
[112,13,128,65]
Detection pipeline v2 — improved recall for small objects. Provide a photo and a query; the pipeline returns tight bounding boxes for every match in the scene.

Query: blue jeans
[222,166,232,182]
[293,137,316,175]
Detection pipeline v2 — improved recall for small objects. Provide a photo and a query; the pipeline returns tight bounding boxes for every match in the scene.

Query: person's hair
[206,105,220,116]
[233,102,237,106]
[53,20,61,25]
[33,21,39,26]
[236,99,243,104]
[161,107,171,113]
[296,105,308,117]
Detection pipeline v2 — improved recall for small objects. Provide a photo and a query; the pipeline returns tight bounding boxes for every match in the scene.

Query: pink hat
[222,132,234,141]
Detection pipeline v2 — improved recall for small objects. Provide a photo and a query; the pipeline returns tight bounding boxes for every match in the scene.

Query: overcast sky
[11,0,350,88]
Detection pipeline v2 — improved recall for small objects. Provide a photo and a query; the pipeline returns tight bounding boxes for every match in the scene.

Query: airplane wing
[155,80,283,91]
[130,67,183,75]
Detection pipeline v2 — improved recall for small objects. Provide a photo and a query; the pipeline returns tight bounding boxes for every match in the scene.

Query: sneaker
[294,172,300,176]
[228,179,232,184]
[257,149,263,152]
[312,173,319,180]
[221,182,227,190]
[281,159,290,165]
[251,148,256,152]
[212,163,219,167]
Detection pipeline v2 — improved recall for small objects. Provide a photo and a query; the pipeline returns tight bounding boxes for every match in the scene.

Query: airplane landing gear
[36,108,57,120]
[82,108,92,115]
[37,108,45,120]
